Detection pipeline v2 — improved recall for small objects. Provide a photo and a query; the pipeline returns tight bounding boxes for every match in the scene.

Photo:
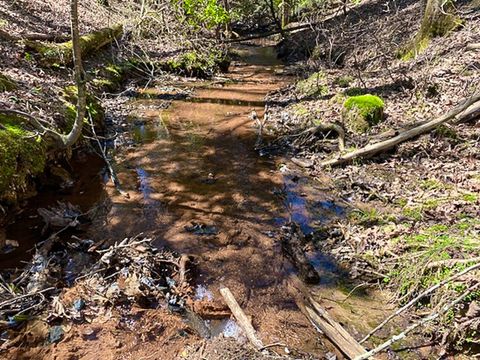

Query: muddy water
[100,44,396,353]
[1,154,106,269]
[3,43,395,355]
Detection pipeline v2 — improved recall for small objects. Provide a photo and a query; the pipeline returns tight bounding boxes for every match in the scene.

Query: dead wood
[361,262,480,344]
[287,275,367,359]
[321,91,480,167]
[20,32,69,42]
[0,28,68,42]
[356,283,480,360]
[425,257,480,270]
[281,223,320,284]
[466,43,480,50]
[293,122,345,152]
[219,287,264,350]
[87,113,129,198]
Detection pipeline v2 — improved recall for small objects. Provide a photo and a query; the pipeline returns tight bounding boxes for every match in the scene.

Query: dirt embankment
[265,0,479,354]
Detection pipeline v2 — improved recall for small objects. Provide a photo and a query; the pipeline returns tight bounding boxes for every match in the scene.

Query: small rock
[49,325,64,343]
[73,299,86,311]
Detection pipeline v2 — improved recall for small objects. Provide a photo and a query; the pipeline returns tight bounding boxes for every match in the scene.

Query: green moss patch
[91,63,129,92]
[61,86,105,135]
[343,94,385,133]
[0,73,17,92]
[0,115,46,202]
[162,50,230,78]
[333,75,354,88]
[24,24,123,67]
[296,71,328,97]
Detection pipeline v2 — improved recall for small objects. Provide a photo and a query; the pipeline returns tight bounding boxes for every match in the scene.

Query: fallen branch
[87,113,129,198]
[288,275,367,359]
[219,287,264,350]
[321,92,480,167]
[0,287,55,309]
[425,256,480,270]
[281,223,320,284]
[355,283,480,360]
[293,122,345,152]
[0,29,68,42]
[361,262,480,344]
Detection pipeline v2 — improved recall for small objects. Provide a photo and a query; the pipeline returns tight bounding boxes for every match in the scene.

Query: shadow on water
[103,43,356,300]
[1,153,107,269]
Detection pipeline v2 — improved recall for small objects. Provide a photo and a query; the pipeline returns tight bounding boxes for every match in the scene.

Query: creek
[2,42,395,354]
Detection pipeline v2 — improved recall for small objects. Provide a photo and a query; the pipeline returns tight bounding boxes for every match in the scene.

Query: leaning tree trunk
[62,0,87,148]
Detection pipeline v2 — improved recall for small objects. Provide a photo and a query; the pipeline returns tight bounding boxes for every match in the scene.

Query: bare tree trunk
[62,0,87,148]
[223,0,231,35]
[419,0,458,38]
[402,0,459,57]
[281,0,291,28]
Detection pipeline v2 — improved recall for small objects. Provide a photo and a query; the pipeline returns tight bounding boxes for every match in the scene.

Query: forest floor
[0,0,479,359]
[264,0,480,355]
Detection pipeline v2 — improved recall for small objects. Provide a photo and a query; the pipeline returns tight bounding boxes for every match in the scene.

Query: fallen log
[24,24,123,67]
[0,29,68,42]
[281,223,320,284]
[219,287,264,350]
[321,92,480,167]
[288,275,367,359]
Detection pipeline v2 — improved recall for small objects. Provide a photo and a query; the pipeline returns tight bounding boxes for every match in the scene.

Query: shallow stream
[3,42,396,354]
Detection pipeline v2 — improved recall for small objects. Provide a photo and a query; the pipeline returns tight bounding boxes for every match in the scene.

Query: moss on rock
[343,94,385,133]
[0,73,17,92]
[91,63,128,92]
[0,114,46,203]
[61,85,105,135]
[24,24,123,67]
[296,71,328,97]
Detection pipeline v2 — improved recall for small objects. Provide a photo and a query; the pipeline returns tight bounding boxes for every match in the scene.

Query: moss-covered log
[24,24,123,67]
[400,0,461,60]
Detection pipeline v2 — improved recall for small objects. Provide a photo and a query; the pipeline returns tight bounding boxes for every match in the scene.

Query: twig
[220,287,264,350]
[355,283,480,359]
[0,287,55,309]
[361,262,480,344]
[87,113,129,198]
[425,257,480,270]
